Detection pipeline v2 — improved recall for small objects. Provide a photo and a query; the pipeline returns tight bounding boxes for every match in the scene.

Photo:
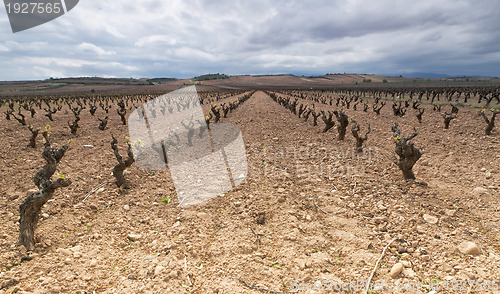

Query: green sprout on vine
[160,196,172,203]
[130,139,144,148]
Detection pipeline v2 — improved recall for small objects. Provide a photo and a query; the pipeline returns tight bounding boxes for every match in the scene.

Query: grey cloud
[0,0,500,80]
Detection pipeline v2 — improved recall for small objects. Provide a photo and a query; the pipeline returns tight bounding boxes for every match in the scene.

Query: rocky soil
[0,90,499,293]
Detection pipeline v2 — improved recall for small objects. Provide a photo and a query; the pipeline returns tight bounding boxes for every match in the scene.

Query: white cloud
[76,42,115,56]
[134,35,177,47]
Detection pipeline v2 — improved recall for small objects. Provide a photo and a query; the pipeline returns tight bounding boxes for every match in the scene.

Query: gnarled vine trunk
[392,123,422,180]
[19,134,71,251]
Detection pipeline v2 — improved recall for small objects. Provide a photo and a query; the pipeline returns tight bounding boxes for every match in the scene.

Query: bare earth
[0,90,499,293]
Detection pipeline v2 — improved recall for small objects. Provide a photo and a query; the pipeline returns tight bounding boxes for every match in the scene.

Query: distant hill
[398,72,451,78]
[1,74,498,96]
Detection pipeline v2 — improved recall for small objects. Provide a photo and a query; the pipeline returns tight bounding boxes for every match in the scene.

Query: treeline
[146,78,178,83]
[192,73,230,81]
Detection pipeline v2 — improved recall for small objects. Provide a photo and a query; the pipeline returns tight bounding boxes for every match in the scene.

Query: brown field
[0,81,499,293]
[1,75,499,96]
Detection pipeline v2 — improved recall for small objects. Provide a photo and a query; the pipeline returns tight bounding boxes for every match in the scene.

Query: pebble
[42,213,50,219]
[400,260,410,267]
[373,216,388,224]
[476,268,487,278]
[445,209,456,217]
[402,268,416,278]
[296,259,309,270]
[154,265,165,277]
[143,253,159,261]
[82,275,92,281]
[197,212,210,219]
[377,204,387,211]
[472,187,488,195]
[466,271,476,280]
[423,214,438,224]
[123,205,130,211]
[442,263,452,273]
[277,188,286,193]
[389,263,404,278]
[127,234,142,241]
[457,241,481,256]
[70,245,82,252]
[57,248,72,256]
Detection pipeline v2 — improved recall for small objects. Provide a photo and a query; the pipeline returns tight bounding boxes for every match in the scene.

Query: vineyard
[0,82,499,293]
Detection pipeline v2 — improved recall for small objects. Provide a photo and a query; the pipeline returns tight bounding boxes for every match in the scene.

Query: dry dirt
[0,90,499,294]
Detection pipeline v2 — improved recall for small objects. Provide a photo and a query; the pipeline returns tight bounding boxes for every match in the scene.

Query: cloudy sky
[1,0,499,81]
